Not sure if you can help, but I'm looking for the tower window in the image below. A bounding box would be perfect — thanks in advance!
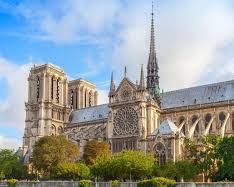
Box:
[89,91,92,106]
[56,79,60,103]
[70,90,74,108]
[51,76,54,100]
[36,77,40,101]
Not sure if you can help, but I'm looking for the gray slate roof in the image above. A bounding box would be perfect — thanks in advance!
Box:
[152,119,179,135]
[70,104,109,124]
[161,80,234,109]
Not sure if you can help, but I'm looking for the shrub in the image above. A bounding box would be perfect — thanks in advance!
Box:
[112,180,120,187]
[137,177,176,187]
[79,180,92,187]
[7,179,17,187]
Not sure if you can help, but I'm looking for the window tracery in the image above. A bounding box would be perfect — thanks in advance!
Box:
[154,142,166,165]
[113,107,139,136]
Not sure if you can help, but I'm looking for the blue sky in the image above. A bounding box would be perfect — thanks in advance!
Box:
[1,0,234,149]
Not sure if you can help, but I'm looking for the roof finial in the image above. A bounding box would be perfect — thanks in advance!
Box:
[124,66,127,78]
[139,64,145,90]
[109,71,115,97]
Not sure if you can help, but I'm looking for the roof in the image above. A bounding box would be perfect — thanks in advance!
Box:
[161,80,234,109]
[152,119,178,135]
[70,104,109,124]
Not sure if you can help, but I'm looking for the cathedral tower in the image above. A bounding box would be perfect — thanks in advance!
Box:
[23,64,70,162]
[146,3,160,106]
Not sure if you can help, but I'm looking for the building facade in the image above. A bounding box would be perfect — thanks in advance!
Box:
[23,9,234,164]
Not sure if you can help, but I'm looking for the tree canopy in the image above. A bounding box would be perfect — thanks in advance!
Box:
[83,140,111,165]
[215,136,234,181]
[0,149,26,179]
[31,135,79,175]
[91,150,155,181]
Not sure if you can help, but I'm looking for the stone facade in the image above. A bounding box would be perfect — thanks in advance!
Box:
[23,9,234,165]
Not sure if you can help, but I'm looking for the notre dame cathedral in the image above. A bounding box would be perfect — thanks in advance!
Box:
[23,9,234,165]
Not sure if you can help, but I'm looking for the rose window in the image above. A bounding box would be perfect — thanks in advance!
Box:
[113,107,139,136]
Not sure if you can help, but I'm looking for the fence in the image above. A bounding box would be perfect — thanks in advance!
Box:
[0,181,234,187]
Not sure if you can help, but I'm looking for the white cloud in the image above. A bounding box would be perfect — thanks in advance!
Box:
[98,89,108,105]
[0,57,31,132]
[111,0,234,91]
[0,135,21,150]
[16,0,121,43]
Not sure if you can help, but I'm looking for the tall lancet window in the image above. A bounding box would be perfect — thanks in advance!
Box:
[89,91,92,106]
[70,90,74,109]
[36,77,40,101]
[56,79,60,103]
[51,76,54,100]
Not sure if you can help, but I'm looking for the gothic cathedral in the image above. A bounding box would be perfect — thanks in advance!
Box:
[23,8,234,165]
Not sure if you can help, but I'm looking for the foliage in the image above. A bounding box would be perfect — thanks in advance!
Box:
[7,179,17,187]
[0,149,26,179]
[175,160,197,181]
[152,161,176,179]
[137,177,176,187]
[215,136,234,181]
[83,140,111,165]
[185,135,221,181]
[79,179,92,187]
[91,150,155,181]
[53,162,90,180]
[91,155,112,180]
[111,179,120,187]
[31,135,79,175]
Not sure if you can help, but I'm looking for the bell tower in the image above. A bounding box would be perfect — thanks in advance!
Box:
[23,64,70,162]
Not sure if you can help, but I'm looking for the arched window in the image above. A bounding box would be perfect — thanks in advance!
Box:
[192,115,199,134]
[57,126,63,134]
[232,112,234,131]
[70,90,74,108]
[179,116,186,135]
[36,77,40,101]
[51,125,56,135]
[56,79,60,103]
[219,112,226,123]
[89,91,92,107]
[205,114,212,133]
[51,76,54,100]
[218,112,226,129]
[85,90,87,107]
[154,143,166,165]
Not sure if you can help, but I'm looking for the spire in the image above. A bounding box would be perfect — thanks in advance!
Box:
[139,64,145,90]
[150,1,155,56]
[109,71,115,97]
[146,1,161,106]
[124,66,127,78]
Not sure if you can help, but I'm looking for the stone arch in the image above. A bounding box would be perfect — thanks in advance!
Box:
[218,112,226,130]
[232,112,234,131]
[192,115,199,134]
[57,126,63,134]
[178,116,186,135]
[51,124,56,135]
[154,142,166,165]
[204,113,212,133]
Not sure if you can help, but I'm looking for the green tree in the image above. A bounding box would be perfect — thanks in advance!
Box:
[91,155,112,180]
[185,135,221,182]
[175,160,197,182]
[0,149,26,179]
[31,135,79,175]
[83,140,111,165]
[110,150,154,181]
[215,136,234,181]
[54,162,90,180]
